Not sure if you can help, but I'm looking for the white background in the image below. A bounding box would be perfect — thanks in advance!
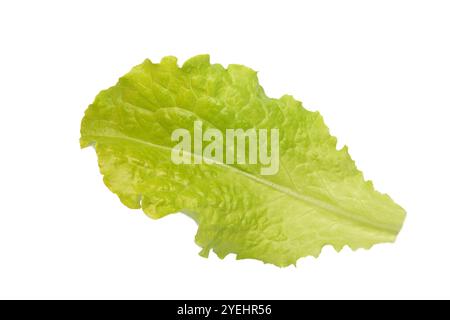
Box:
[1,0,449,300]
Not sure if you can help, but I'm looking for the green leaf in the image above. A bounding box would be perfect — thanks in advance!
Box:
[80,55,406,267]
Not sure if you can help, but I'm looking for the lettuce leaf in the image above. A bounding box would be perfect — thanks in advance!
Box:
[80,55,406,267]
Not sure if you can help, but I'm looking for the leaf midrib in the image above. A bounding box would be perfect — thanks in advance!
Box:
[87,133,399,235]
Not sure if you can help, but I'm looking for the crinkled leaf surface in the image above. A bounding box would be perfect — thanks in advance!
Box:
[80,55,406,267]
